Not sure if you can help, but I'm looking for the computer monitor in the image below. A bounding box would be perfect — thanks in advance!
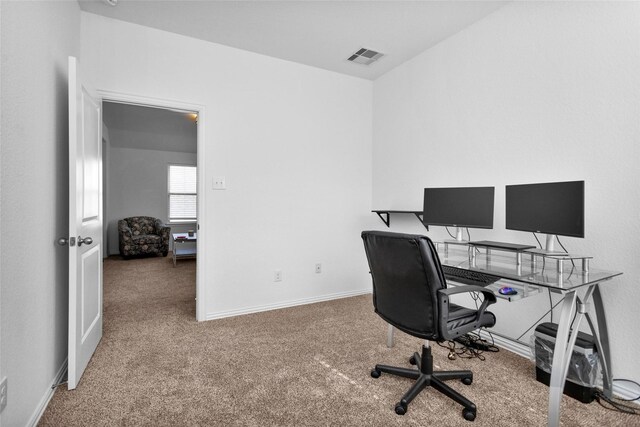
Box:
[423,186,495,241]
[505,180,584,253]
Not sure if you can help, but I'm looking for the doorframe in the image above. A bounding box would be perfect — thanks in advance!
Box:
[98,89,207,322]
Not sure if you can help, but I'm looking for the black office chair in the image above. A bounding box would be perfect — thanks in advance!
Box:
[361,230,497,421]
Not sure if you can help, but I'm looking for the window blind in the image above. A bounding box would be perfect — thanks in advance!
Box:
[169,165,197,221]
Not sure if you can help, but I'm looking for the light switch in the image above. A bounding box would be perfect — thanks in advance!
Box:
[213,176,226,190]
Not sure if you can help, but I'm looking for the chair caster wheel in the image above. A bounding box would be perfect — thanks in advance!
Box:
[409,355,417,365]
[462,408,476,421]
[462,376,473,385]
[371,369,381,378]
[394,402,407,415]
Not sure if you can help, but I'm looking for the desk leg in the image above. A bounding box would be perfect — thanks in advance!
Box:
[387,324,395,348]
[590,285,613,398]
[548,290,577,427]
[172,243,177,267]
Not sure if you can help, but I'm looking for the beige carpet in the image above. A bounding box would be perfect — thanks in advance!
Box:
[40,254,634,426]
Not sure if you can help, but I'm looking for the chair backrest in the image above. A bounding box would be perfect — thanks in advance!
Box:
[124,216,158,235]
[361,230,447,340]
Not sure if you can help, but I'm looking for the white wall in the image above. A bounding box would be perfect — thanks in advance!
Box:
[105,143,197,255]
[81,12,376,319]
[373,1,640,383]
[0,1,80,425]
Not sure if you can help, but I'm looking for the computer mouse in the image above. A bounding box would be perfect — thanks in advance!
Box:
[499,286,518,296]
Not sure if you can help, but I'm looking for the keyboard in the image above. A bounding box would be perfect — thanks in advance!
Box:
[441,265,500,287]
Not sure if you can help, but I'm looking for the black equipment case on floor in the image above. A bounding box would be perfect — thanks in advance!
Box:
[533,322,599,403]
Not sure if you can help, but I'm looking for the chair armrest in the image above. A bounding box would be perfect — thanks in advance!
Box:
[118,220,133,241]
[437,286,497,340]
[438,285,497,303]
[154,219,171,241]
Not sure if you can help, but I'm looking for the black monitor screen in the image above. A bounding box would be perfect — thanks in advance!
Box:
[505,180,584,238]
[423,187,495,229]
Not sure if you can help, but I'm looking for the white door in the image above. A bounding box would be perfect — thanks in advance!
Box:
[67,56,103,390]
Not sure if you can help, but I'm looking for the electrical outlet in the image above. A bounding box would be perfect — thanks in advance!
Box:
[213,176,226,190]
[274,270,282,282]
[315,263,322,274]
[0,377,7,413]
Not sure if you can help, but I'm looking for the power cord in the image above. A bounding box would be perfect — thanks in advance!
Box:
[437,331,499,362]
[608,379,640,401]
[594,393,639,415]
[533,232,543,249]
[445,226,456,239]
[466,228,480,253]
[532,233,547,272]
[517,298,564,341]
[556,236,576,268]
[594,379,640,415]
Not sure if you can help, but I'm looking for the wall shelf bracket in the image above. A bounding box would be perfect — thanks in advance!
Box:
[372,210,428,230]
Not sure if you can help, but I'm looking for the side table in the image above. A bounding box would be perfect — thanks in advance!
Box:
[172,232,197,267]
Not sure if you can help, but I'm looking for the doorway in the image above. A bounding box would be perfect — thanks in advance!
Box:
[99,91,206,321]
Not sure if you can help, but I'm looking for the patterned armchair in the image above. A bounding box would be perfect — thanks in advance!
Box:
[118,216,171,258]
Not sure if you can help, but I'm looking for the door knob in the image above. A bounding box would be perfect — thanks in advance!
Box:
[57,237,68,246]
[78,236,93,247]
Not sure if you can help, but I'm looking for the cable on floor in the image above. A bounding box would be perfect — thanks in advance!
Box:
[593,379,640,415]
[437,331,499,362]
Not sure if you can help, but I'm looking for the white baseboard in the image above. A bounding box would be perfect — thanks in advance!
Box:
[205,289,371,321]
[611,380,640,403]
[27,358,67,427]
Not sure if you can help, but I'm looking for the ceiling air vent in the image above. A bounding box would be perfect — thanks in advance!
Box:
[347,48,384,66]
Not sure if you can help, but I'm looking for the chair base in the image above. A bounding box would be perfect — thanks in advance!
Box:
[371,345,477,421]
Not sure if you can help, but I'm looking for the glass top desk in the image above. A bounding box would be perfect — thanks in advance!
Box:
[385,242,622,427]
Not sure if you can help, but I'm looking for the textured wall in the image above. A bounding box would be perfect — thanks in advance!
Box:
[0,1,80,425]
[373,1,640,383]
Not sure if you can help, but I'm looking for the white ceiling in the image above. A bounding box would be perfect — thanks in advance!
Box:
[78,0,508,80]
[103,102,197,153]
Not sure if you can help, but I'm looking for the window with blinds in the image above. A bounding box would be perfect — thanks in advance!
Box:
[168,164,197,222]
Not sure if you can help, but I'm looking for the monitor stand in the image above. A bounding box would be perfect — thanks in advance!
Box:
[546,234,556,252]
[444,227,466,243]
[442,227,469,257]
[528,234,567,256]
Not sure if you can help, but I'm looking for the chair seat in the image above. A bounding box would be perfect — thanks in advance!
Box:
[132,235,162,245]
[446,303,496,333]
